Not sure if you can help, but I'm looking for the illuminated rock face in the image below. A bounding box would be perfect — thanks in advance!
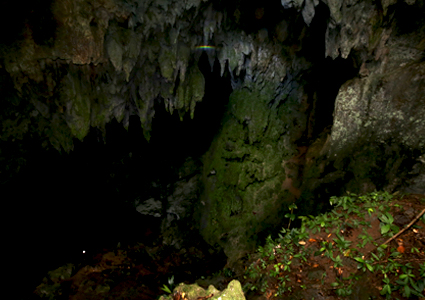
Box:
[1,0,425,267]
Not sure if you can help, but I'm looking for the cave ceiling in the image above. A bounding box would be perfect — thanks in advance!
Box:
[0,0,422,151]
[0,0,376,148]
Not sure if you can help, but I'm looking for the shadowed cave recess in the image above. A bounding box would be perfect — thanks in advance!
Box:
[1,0,425,299]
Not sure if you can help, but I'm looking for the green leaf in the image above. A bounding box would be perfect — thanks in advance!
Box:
[379,214,389,223]
[396,278,408,285]
[161,285,172,294]
[385,212,394,223]
[379,244,388,250]
[366,264,374,272]
[411,289,424,297]
[381,224,391,234]
[410,281,421,292]
[390,224,399,233]
[289,203,297,210]
[381,284,391,295]
[354,257,365,263]
[403,285,411,298]
[382,276,390,284]
[390,251,401,258]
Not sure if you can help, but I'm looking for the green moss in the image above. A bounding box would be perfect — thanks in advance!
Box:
[229,84,273,144]
[159,280,244,300]
[199,82,302,264]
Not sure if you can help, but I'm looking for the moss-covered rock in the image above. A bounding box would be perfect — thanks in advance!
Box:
[159,280,245,300]
[198,80,309,264]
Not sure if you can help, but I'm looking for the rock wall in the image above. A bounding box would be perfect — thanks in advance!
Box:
[198,77,311,263]
[299,0,425,206]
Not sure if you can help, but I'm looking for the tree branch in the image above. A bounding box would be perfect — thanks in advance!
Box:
[381,208,425,247]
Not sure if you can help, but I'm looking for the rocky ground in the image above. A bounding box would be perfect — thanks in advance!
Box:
[33,235,225,300]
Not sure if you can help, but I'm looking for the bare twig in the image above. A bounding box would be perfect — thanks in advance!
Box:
[372,257,425,265]
[380,208,425,247]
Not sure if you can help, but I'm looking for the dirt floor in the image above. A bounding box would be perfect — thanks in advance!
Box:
[33,235,226,300]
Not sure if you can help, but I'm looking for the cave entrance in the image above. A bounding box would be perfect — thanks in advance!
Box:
[8,52,232,299]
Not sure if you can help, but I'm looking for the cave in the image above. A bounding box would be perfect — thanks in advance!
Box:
[2,0,425,299]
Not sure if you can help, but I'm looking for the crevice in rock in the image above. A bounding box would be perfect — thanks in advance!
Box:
[391,1,425,36]
[309,56,359,139]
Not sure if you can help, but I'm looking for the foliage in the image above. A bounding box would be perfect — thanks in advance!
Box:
[379,212,399,236]
[161,276,175,294]
[240,191,425,299]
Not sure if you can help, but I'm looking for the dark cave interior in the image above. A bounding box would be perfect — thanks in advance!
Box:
[5,51,233,298]
[3,19,361,300]
[3,1,423,299]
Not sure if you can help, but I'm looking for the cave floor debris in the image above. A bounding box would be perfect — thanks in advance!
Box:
[34,236,225,300]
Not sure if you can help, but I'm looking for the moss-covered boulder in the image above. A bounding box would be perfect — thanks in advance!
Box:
[197,79,310,264]
[159,280,245,300]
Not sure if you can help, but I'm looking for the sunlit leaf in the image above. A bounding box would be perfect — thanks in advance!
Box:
[381,224,390,234]
[354,257,365,263]
[161,285,172,294]
[385,212,394,223]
